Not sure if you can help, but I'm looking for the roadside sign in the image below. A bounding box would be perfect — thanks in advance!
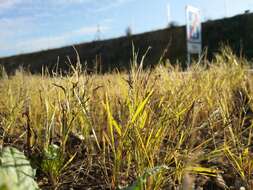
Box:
[186,5,202,55]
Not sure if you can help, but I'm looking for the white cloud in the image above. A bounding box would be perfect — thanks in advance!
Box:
[91,0,135,12]
[0,16,34,29]
[0,0,21,10]
[15,36,68,53]
[51,0,135,12]
[55,0,92,3]
[0,16,36,42]
[73,26,108,35]
[0,25,109,54]
[0,0,123,56]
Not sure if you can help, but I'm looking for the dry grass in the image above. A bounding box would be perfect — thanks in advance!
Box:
[0,48,253,189]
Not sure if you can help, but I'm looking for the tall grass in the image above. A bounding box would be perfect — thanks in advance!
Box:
[0,48,253,189]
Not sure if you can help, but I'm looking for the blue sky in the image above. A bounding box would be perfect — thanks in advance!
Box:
[0,0,252,57]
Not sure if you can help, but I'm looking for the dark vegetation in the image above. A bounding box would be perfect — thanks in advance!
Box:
[1,13,253,74]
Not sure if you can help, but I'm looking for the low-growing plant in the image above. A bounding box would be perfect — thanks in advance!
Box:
[41,144,64,185]
[0,147,39,190]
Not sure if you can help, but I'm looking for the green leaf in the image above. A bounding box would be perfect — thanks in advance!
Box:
[41,144,64,178]
[131,90,154,123]
[120,165,168,190]
[0,147,39,190]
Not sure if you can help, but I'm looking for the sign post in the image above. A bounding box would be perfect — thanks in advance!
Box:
[186,5,202,66]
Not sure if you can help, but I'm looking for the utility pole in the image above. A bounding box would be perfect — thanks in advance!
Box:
[96,24,101,41]
[167,1,171,24]
[130,17,134,34]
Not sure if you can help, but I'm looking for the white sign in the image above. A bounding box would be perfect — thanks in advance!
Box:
[186,5,202,54]
[167,3,171,23]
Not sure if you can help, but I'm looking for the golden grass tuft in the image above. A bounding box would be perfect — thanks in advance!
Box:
[0,48,253,189]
